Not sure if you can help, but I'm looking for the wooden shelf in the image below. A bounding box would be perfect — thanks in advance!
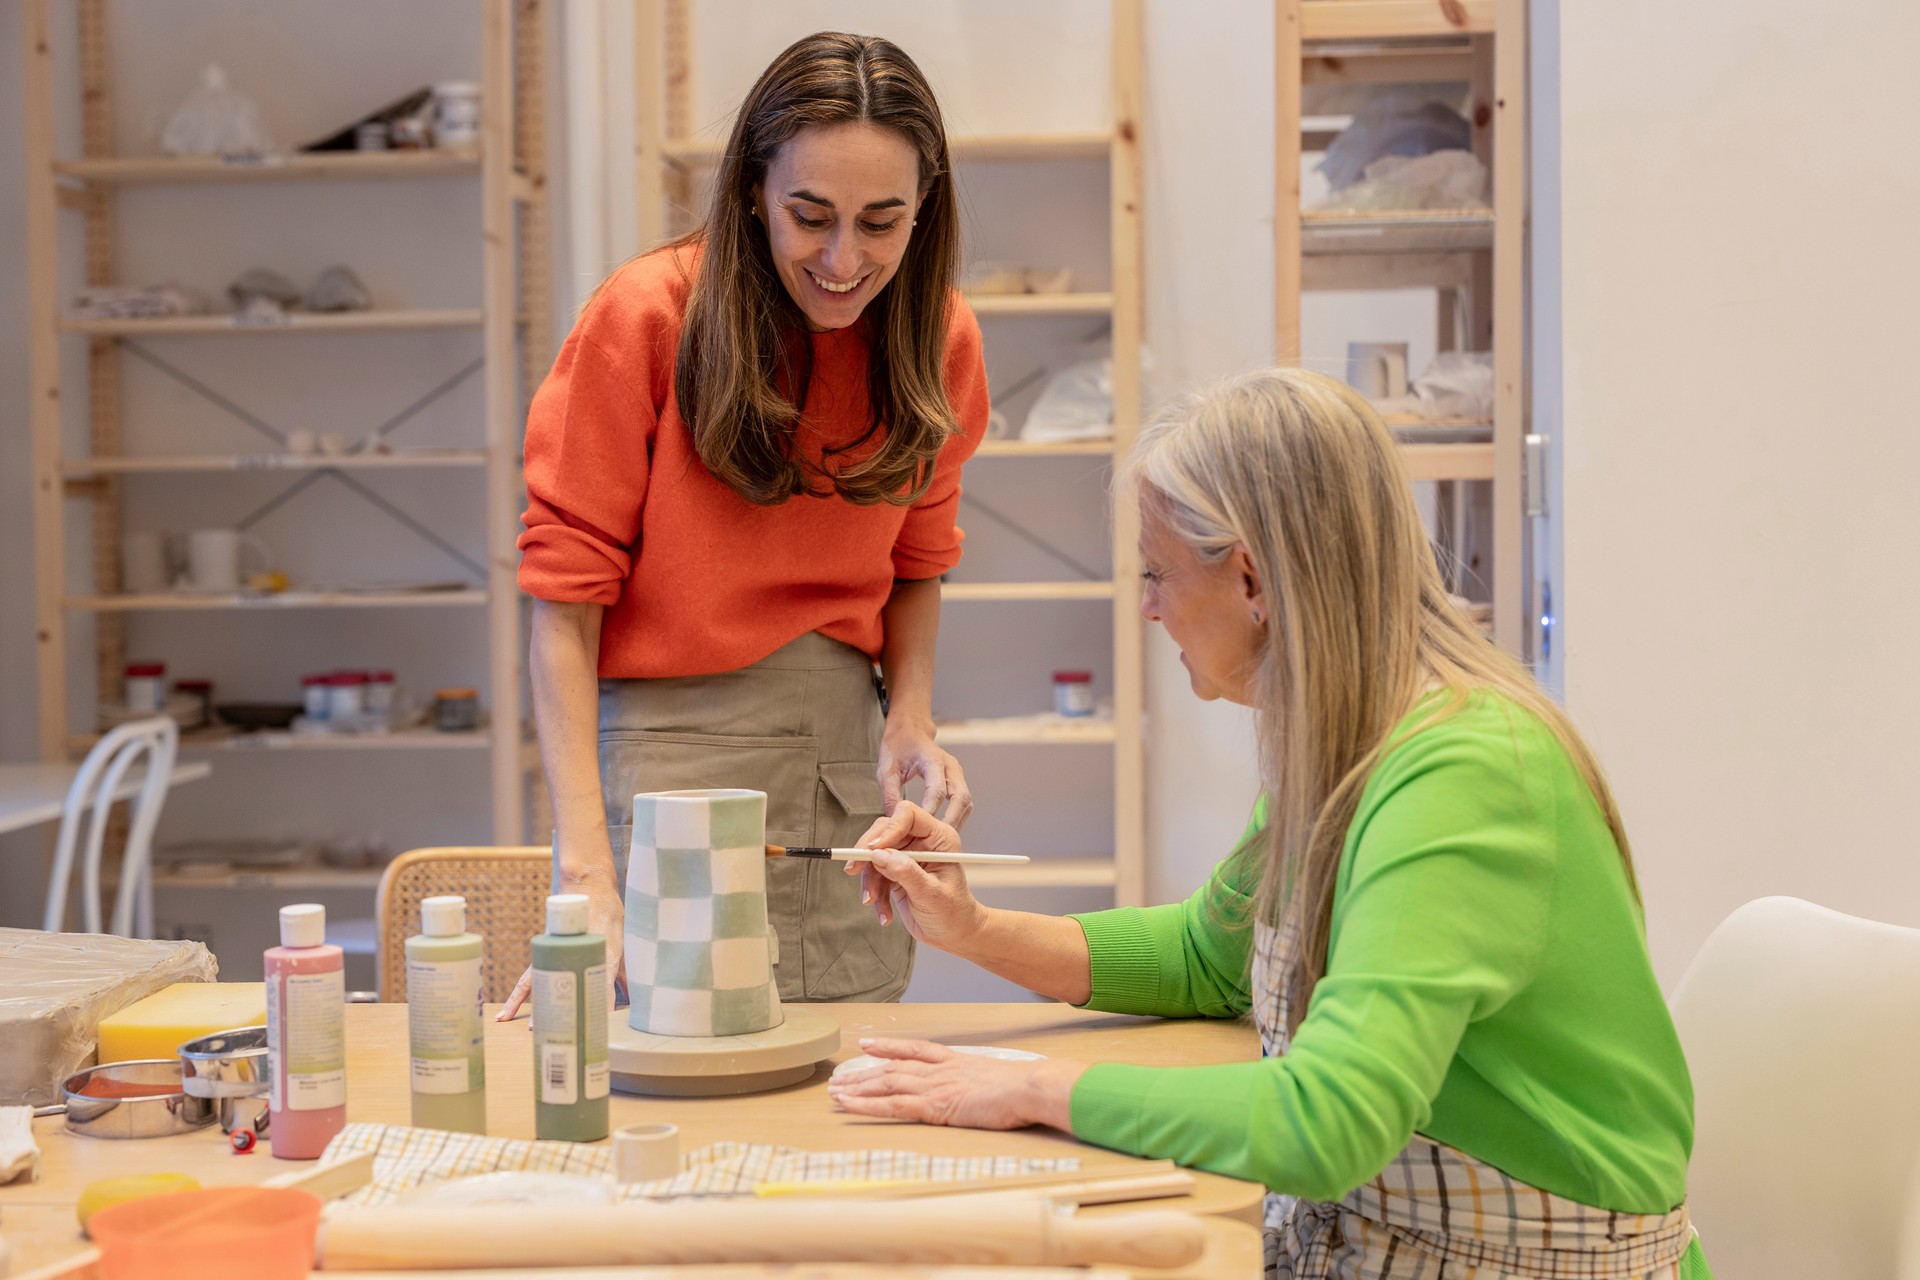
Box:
[54,148,482,186]
[58,308,485,336]
[64,588,487,612]
[69,726,495,755]
[942,581,1114,602]
[1399,442,1494,482]
[936,717,1117,746]
[663,132,1112,164]
[968,857,1118,890]
[150,864,388,891]
[965,292,1113,316]
[62,448,489,476]
[1302,0,1497,41]
[971,439,1115,458]
[1302,210,1493,255]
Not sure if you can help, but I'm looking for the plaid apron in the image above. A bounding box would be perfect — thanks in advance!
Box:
[1255,920,1695,1279]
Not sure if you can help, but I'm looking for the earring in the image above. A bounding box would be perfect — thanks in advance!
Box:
[1251,610,1263,625]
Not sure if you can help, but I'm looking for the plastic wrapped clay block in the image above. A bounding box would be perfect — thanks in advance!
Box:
[0,929,217,1107]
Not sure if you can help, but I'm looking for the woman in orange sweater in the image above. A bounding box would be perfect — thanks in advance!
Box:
[499,32,988,1018]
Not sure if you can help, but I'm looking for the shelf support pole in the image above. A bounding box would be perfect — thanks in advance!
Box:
[1111,0,1147,906]
[26,0,68,762]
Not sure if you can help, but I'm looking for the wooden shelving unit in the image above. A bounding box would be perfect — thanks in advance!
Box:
[635,3,1147,901]
[23,0,553,846]
[1278,0,1528,653]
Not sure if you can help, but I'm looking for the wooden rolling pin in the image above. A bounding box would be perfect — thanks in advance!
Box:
[312,1270,1130,1280]
[317,1199,1205,1271]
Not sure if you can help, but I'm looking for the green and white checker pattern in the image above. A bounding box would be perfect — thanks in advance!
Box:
[625,789,782,1037]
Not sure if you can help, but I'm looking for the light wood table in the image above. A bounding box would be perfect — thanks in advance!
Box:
[2,1001,1265,1279]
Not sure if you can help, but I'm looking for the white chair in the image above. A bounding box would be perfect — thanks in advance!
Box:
[1670,895,1920,1279]
[42,716,181,936]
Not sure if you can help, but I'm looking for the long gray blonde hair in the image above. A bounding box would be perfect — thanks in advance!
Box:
[1126,367,1634,1035]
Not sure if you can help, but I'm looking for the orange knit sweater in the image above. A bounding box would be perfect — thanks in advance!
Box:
[517,248,989,678]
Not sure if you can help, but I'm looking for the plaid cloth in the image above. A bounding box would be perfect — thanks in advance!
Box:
[625,790,782,1037]
[1253,922,1695,1279]
[321,1122,1079,1206]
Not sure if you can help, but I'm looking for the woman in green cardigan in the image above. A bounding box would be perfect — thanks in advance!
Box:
[830,367,1712,1279]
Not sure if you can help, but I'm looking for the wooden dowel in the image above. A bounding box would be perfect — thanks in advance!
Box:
[320,1269,1133,1280]
[263,1150,375,1201]
[318,1200,1205,1271]
[759,1161,1187,1201]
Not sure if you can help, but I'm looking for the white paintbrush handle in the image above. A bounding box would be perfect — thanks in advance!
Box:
[832,849,1030,865]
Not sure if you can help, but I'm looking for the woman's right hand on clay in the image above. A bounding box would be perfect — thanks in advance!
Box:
[496,866,625,1021]
[847,801,986,953]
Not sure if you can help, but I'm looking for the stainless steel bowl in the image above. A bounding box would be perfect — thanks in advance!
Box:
[36,1059,217,1139]
[178,1025,272,1136]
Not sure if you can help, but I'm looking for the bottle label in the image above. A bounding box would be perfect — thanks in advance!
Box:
[272,969,346,1111]
[532,967,577,1106]
[408,954,485,1095]
[584,963,609,1101]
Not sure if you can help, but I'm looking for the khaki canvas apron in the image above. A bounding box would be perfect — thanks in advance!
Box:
[1254,919,1695,1279]
[595,631,912,1003]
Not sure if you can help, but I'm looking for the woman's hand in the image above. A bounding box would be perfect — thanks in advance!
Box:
[827,1038,1088,1131]
[878,716,973,829]
[496,863,625,1021]
[848,802,984,951]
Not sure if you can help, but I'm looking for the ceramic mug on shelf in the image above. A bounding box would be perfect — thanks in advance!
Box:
[183,528,273,594]
[1346,341,1410,402]
[625,788,783,1039]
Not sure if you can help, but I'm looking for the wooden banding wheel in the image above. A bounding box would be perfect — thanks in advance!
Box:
[606,1006,840,1096]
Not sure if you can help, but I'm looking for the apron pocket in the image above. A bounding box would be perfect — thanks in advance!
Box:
[803,759,910,1000]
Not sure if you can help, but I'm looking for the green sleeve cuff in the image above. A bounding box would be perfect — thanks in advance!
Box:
[1068,1061,1157,1151]
[1069,908,1171,1015]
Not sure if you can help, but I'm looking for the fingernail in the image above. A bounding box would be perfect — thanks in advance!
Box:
[862,890,872,905]
[859,1037,874,1047]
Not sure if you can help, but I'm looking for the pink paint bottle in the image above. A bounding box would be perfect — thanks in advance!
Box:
[265,903,347,1159]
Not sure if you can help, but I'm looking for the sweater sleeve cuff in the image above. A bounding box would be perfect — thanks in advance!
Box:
[1070,908,1168,1015]
[1067,1061,1160,1152]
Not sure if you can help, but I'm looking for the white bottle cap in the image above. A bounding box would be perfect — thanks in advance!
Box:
[280,903,326,949]
[546,893,589,936]
[420,895,466,937]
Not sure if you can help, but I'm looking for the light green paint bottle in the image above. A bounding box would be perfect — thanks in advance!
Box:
[406,894,487,1134]
[531,893,610,1142]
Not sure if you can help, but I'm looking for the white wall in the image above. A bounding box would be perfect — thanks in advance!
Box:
[1557,0,1920,981]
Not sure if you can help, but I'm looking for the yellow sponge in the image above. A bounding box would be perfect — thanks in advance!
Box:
[96,982,268,1063]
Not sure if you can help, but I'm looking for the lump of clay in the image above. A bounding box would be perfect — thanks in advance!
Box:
[228,268,301,312]
[161,65,275,157]
[306,265,372,313]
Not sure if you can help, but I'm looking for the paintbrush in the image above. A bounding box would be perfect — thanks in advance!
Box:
[765,844,1030,866]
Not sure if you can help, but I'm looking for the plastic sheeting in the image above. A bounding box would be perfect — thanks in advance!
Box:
[0,929,217,1107]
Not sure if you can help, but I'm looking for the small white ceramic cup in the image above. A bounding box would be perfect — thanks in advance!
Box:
[1346,341,1410,401]
[612,1121,680,1183]
[186,529,272,593]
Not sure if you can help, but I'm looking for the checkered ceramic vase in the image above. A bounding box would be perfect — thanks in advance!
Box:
[624,788,784,1037]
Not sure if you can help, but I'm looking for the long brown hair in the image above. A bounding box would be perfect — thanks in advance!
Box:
[674,32,961,507]
[1126,368,1636,1035]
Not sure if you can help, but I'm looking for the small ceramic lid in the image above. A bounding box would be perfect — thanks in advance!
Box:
[420,895,466,937]
[546,893,589,936]
[279,903,325,948]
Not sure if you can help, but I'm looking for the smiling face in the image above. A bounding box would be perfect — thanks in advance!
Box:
[1137,491,1268,706]
[755,121,924,331]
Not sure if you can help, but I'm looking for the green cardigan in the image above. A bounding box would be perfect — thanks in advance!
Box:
[1067,693,1711,1274]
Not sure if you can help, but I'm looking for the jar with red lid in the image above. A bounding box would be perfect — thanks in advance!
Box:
[326,672,368,725]
[1052,669,1095,718]
[124,662,166,715]
[301,674,331,721]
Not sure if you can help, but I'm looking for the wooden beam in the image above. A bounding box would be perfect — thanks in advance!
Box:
[1301,251,1475,292]
[1303,46,1473,86]
[1111,0,1147,908]
[1491,0,1527,655]
[482,0,525,842]
[25,0,67,762]
[1302,0,1497,41]
[633,0,665,248]
[1275,1,1304,363]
